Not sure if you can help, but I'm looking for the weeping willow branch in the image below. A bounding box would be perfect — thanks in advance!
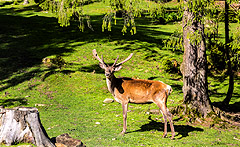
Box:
[39,0,93,31]
[39,0,169,34]
[102,0,141,35]
[102,0,166,35]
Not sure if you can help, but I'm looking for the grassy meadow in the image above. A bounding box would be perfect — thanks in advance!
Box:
[0,1,240,146]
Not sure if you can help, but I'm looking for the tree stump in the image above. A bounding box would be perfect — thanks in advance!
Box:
[0,106,55,147]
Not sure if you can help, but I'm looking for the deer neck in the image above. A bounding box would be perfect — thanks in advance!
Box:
[106,74,117,96]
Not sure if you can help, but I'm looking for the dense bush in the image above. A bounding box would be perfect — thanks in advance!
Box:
[152,10,182,24]
[161,58,181,74]
[207,41,226,72]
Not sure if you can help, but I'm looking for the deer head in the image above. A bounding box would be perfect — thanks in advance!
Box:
[92,49,133,78]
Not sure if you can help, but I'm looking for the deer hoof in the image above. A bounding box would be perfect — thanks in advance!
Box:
[171,133,175,140]
[162,134,167,138]
[120,131,126,136]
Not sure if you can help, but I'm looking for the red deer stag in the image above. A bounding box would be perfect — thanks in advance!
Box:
[92,49,175,139]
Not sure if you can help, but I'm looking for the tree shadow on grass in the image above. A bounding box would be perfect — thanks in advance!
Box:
[0,10,75,91]
[0,98,28,107]
[128,116,203,139]
[209,79,240,114]
[40,69,76,81]
[78,63,103,74]
[0,68,43,91]
[212,101,240,113]
[0,3,178,92]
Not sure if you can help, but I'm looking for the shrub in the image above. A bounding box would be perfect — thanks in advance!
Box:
[207,41,226,73]
[161,58,181,74]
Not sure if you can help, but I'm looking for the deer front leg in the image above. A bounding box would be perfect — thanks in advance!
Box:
[121,103,128,135]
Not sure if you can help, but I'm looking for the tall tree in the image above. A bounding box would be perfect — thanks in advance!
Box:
[181,0,213,117]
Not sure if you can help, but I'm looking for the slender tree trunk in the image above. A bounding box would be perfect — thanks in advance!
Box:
[181,1,212,118]
[223,1,234,105]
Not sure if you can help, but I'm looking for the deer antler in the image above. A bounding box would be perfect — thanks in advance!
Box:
[93,49,106,65]
[116,53,133,66]
[112,56,119,67]
[93,49,133,66]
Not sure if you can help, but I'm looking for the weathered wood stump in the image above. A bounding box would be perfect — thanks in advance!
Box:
[0,106,55,147]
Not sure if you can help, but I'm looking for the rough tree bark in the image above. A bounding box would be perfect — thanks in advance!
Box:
[0,106,55,147]
[181,0,213,118]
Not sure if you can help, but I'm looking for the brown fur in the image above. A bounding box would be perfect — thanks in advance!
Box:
[114,78,169,104]
[92,49,175,139]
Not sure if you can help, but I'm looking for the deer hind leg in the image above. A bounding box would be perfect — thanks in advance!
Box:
[155,101,168,138]
[121,103,128,135]
[166,108,175,139]
[154,100,175,139]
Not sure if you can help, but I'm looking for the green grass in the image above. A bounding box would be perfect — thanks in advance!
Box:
[0,1,239,146]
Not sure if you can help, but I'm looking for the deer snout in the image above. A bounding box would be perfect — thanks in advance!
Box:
[105,73,110,77]
[105,69,113,78]
[105,72,111,78]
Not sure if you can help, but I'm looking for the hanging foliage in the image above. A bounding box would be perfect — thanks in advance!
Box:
[102,0,145,35]
[39,0,94,31]
[229,24,240,72]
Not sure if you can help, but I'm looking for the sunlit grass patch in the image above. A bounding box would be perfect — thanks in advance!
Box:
[0,1,239,146]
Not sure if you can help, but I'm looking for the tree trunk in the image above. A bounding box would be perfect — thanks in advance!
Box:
[0,106,55,147]
[181,2,212,118]
[223,1,234,105]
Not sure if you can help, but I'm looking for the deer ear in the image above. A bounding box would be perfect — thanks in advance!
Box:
[99,62,107,69]
[114,65,122,71]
